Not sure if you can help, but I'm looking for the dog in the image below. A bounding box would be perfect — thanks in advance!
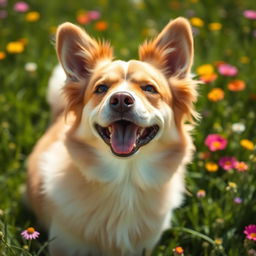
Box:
[26,17,198,256]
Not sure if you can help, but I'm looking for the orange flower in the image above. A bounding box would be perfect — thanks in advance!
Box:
[240,139,254,150]
[94,21,108,31]
[208,88,224,101]
[205,162,218,172]
[0,51,6,60]
[200,73,218,83]
[228,80,246,91]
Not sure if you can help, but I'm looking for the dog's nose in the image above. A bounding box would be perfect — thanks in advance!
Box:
[110,92,135,112]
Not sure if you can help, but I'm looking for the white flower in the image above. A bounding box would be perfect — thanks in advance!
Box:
[232,122,245,133]
[24,62,37,72]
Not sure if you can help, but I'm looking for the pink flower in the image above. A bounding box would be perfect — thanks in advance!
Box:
[88,10,101,20]
[13,1,29,13]
[205,134,227,152]
[0,0,7,7]
[235,161,248,172]
[21,227,40,240]
[218,64,238,76]
[234,197,242,204]
[244,225,256,241]
[243,10,256,20]
[219,156,237,170]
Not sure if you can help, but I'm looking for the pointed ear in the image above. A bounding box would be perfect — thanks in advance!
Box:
[56,22,113,81]
[139,17,193,78]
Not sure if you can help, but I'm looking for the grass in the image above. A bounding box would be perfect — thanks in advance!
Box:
[0,0,256,255]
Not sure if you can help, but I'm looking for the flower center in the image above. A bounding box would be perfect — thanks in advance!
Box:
[213,141,221,149]
[250,233,256,238]
[26,227,35,234]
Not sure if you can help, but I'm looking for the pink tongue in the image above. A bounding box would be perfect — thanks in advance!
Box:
[110,122,138,155]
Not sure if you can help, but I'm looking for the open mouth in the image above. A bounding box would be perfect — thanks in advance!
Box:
[95,120,159,157]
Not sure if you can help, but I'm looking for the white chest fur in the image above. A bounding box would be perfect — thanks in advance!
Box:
[40,141,185,255]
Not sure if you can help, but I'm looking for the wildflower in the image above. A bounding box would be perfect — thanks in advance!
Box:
[226,182,237,193]
[232,123,245,133]
[76,12,90,25]
[196,189,206,198]
[205,162,218,172]
[6,41,24,54]
[207,88,224,102]
[173,246,184,255]
[228,79,246,91]
[88,10,101,20]
[25,62,37,72]
[21,227,40,240]
[240,139,254,150]
[214,238,223,245]
[244,225,256,241]
[198,151,211,160]
[234,197,243,204]
[0,10,7,19]
[209,22,222,31]
[218,64,238,76]
[0,0,7,7]
[235,161,248,172]
[190,17,204,27]
[0,51,6,60]
[13,1,29,12]
[219,156,237,171]
[25,11,40,22]
[196,64,214,76]
[94,21,108,31]
[205,134,227,151]
[240,56,250,64]
[200,73,217,83]
[243,10,256,20]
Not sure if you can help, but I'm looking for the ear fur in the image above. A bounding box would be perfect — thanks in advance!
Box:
[56,22,113,81]
[139,17,193,78]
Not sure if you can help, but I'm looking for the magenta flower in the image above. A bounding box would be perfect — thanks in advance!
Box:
[205,134,227,152]
[243,10,256,20]
[218,156,237,170]
[88,10,101,20]
[218,64,238,76]
[0,0,7,7]
[13,1,29,12]
[244,225,256,241]
[21,227,40,240]
[234,197,242,204]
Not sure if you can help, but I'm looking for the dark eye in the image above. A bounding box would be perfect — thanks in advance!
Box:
[141,84,158,94]
[95,84,109,94]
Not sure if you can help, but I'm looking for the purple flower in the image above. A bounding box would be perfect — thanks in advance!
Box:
[218,156,237,170]
[0,0,7,7]
[234,197,242,204]
[13,1,29,13]
[218,64,238,76]
[21,227,40,240]
[243,10,256,20]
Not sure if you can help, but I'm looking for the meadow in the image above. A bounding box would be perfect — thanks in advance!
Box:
[0,0,256,255]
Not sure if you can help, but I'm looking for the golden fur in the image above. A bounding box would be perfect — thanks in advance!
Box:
[27,17,198,256]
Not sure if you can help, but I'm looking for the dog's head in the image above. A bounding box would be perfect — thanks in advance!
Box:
[56,18,198,158]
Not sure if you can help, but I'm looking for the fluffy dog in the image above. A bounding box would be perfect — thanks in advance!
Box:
[27,17,198,256]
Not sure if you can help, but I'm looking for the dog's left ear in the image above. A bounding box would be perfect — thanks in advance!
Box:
[139,17,193,79]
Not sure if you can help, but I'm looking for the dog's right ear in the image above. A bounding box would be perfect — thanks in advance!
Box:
[56,22,113,81]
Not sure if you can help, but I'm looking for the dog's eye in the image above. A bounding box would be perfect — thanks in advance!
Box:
[141,85,158,94]
[95,84,109,94]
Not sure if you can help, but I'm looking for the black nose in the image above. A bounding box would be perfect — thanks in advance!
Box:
[110,92,135,112]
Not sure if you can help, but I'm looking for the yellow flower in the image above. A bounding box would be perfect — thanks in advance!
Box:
[196,64,214,76]
[190,17,204,27]
[207,88,224,102]
[228,182,237,189]
[0,51,6,60]
[209,22,222,31]
[6,41,24,54]
[214,238,223,245]
[240,56,250,64]
[240,139,254,150]
[205,162,218,172]
[25,11,40,22]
